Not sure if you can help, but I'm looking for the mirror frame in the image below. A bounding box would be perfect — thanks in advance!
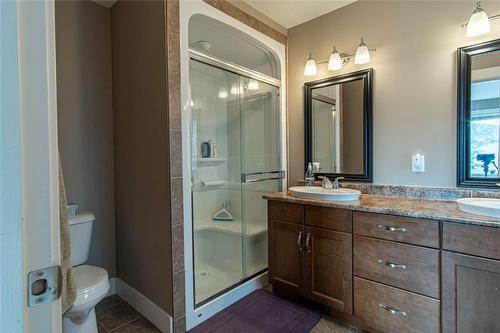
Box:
[457,39,500,188]
[304,68,373,182]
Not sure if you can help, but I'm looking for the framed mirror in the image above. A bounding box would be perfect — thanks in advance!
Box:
[458,39,500,187]
[304,69,373,182]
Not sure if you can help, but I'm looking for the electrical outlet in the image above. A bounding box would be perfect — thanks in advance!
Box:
[412,151,425,173]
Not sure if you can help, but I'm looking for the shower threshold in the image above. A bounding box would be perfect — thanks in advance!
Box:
[195,268,267,308]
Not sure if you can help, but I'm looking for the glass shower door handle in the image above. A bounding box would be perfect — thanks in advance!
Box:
[241,171,285,183]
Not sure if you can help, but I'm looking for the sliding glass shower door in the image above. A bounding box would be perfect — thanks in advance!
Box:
[189,59,281,305]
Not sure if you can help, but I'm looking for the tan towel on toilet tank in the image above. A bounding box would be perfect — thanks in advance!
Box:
[59,159,76,314]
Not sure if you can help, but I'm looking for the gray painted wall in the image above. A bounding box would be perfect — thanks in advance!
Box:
[287,1,500,187]
[111,0,173,314]
[56,0,116,276]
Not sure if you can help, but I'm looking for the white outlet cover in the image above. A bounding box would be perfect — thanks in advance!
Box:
[412,154,425,173]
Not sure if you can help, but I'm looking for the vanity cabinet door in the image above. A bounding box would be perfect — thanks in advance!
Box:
[268,219,305,296]
[442,251,500,333]
[305,226,353,314]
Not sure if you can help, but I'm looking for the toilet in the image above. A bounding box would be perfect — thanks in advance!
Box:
[63,212,110,333]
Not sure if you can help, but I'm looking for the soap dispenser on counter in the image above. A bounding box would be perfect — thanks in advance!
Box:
[305,162,315,186]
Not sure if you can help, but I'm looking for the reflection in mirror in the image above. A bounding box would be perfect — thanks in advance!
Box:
[311,80,364,174]
[305,69,372,182]
[470,51,500,178]
[458,39,500,187]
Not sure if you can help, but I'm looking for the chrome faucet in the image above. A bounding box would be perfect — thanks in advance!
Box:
[318,176,333,189]
[333,176,345,189]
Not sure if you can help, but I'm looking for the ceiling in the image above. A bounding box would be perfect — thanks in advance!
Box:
[243,0,356,29]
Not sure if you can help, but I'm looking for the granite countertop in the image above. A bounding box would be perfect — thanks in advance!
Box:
[263,192,500,228]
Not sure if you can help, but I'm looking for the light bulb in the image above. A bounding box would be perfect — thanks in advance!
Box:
[304,53,318,76]
[328,46,342,71]
[218,89,228,99]
[467,1,490,37]
[354,38,370,65]
[247,79,260,90]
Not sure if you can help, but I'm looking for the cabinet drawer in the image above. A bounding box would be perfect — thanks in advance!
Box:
[354,277,440,333]
[305,206,352,233]
[268,201,304,225]
[353,212,439,248]
[442,222,500,260]
[353,236,439,298]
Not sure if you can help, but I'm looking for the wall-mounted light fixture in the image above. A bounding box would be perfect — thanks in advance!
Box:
[304,38,376,76]
[462,1,500,37]
[304,53,318,76]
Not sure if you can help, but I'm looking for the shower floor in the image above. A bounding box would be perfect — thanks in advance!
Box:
[194,262,242,304]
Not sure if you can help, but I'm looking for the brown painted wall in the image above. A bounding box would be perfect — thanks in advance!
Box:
[288,1,500,187]
[111,0,173,314]
[55,0,116,277]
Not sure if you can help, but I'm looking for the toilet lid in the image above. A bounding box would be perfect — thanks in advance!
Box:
[72,265,109,307]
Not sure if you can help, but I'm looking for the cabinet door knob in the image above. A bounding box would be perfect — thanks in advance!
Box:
[377,225,406,233]
[378,303,407,316]
[378,259,407,271]
[297,231,303,251]
[305,233,311,253]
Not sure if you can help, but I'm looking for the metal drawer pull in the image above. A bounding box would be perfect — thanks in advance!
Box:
[305,233,311,253]
[297,231,303,251]
[377,225,406,233]
[378,303,407,316]
[378,260,407,270]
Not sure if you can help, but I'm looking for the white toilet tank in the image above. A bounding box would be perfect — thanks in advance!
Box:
[68,212,95,266]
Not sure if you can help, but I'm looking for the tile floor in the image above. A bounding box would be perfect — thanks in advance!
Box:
[96,292,360,333]
[95,295,160,333]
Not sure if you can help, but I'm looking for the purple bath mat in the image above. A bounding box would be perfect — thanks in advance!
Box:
[188,289,320,333]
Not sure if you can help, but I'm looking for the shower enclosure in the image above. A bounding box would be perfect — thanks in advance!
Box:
[189,51,282,305]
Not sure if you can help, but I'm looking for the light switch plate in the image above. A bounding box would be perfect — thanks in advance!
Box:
[412,153,425,172]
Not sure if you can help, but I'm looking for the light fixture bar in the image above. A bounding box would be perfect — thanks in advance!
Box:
[316,48,376,65]
[461,13,500,27]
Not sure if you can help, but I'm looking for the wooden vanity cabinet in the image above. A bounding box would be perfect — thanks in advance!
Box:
[441,222,500,333]
[442,251,500,333]
[268,202,353,314]
[268,219,305,296]
[305,226,352,313]
[268,200,500,333]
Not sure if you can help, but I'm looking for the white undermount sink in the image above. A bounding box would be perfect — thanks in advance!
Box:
[456,198,500,218]
[289,186,361,202]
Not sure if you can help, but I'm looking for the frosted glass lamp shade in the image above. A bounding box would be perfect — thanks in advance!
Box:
[328,47,342,71]
[354,38,370,65]
[467,5,490,37]
[304,53,317,76]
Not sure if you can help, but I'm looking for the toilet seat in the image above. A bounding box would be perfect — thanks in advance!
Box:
[72,265,109,308]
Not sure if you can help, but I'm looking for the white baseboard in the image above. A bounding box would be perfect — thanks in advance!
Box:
[108,277,117,296]
[116,278,172,333]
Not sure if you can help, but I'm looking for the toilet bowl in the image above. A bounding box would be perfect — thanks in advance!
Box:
[63,212,110,333]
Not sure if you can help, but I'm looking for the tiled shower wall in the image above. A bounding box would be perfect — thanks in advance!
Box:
[166,1,185,332]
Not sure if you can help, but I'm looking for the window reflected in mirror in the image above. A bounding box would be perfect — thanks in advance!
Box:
[470,51,500,178]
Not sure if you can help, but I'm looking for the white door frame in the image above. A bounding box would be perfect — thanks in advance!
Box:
[1,1,61,332]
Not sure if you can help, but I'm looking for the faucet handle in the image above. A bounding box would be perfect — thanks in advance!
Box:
[333,176,345,189]
[318,176,333,189]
